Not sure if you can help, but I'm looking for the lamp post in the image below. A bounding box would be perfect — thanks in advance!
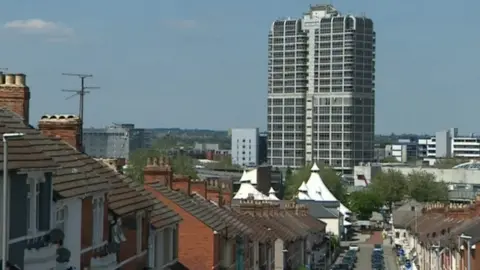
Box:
[460,234,472,270]
[2,132,24,270]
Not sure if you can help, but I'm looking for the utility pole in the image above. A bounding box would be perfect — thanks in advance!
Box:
[61,73,100,149]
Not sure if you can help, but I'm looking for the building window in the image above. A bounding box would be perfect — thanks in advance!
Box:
[92,196,105,245]
[26,179,40,234]
[56,206,67,233]
[136,212,143,254]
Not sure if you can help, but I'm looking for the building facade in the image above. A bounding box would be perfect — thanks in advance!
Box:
[231,128,260,167]
[267,4,376,172]
[418,128,480,158]
[83,124,147,159]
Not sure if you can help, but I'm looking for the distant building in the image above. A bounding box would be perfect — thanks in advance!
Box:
[194,142,220,151]
[83,123,147,159]
[418,128,480,158]
[384,138,420,162]
[231,128,260,167]
[258,132,268,165]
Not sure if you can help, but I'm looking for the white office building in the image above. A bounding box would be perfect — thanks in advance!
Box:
[417,128,480,158]
[267,4,376,172]
[231,128,260,167]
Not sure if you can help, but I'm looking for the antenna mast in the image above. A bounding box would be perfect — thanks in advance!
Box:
[61,73,100,148]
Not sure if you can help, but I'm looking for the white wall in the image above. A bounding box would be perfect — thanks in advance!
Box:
[274,239,284,270]
[354,164,480,185]
[54,198,82,269]
[231,128,260,166]
[320,217,340,236]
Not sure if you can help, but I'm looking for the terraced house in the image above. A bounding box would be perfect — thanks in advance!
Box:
[392,198,480,270]
[144,157,329,270]
[0,73,182,269]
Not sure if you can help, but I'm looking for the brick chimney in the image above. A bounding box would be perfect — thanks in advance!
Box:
[0,73,30,124]
[207,178,220,203]
[172,175,190,194]
[143,157,173,187]
[38,114,82,151]
[190,179,207,198]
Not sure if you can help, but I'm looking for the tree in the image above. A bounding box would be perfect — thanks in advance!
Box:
[125,135,200,183]
[407,170,448,202]
[370,169,408,210]
[283,163,346,203]
[434,158,468,169]
[284,165,311,199]
[348,190,383,220]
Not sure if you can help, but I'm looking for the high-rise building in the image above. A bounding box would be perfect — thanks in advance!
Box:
[267,4,376,173]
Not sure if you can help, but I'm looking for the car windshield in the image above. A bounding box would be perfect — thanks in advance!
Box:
[374,244,382,249]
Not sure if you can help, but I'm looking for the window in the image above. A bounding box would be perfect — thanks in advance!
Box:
[92,196,105,245]
[26,178,40,234]
[56,206,67,232]
[136,212,144,254]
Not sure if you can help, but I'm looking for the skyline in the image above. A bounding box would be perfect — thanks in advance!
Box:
[0,0,478,134]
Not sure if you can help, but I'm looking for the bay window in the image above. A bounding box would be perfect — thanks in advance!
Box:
[26,178,40,234]
[92,196,104,245]
[56,206,67,233]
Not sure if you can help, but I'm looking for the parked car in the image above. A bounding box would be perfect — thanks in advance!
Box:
[348,244,360,251]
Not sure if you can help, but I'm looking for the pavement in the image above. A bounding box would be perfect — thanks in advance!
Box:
[333,231,399,270]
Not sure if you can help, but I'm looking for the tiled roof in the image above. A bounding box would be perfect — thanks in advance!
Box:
[408,210,480,248]
[93,161,181,229]
[190,194,252,239]
[148,184,226,232]
[0,109,180,230]
[225,208,276,242]
[0,109,57,171]
[0,109,107,197]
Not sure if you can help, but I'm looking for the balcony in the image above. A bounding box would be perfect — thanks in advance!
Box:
[23,233,57,269]
[90,241,119,270]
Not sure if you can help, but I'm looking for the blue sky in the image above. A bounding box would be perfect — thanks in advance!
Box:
[0,0,479,134]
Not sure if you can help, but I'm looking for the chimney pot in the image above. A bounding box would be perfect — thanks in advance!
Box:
[4,74,14,85]
[15,74,26,86]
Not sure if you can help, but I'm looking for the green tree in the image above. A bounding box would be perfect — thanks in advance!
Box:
[407,170,448,202]
[283,163,346,203]
[434,158,468,169]
[370,169,408,210]
[348,190,383,220]
[126,135,199,183]
[284,165,311,199]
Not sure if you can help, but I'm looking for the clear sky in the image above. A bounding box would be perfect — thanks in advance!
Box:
[0,0,479,134]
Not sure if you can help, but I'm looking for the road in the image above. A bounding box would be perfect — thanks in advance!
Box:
[340,231,399,270]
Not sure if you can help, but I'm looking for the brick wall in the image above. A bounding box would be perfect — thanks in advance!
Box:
[0,73,30,124]
[117,215,149,270]
[38,115,83,151]
[147,187,215,269]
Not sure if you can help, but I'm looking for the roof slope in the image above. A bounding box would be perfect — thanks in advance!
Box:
[148,184,226,232]
[0,109,57,171]
[93,162,181,228]
[0,109,181,229]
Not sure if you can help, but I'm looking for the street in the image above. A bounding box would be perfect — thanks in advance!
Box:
[338,231,398,270]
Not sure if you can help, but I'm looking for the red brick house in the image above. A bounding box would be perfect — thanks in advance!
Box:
[144,156,327,270]
[0,73,182,269]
